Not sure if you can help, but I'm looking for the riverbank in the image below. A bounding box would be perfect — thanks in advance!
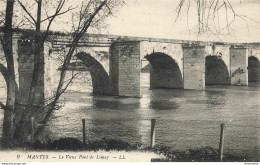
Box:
[1,137,249,162]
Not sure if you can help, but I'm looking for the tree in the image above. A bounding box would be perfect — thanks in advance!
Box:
[0,0,123,147]
[0,0,16,147]
[35,0,124,138]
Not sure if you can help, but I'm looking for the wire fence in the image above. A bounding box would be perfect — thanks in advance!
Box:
[66,117,258,161]
[31,117,259,161]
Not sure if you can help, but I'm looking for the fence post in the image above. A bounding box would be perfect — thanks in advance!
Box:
[150,119,156,148]
[31,117,35,144]
[82,119,86,146]
[219,123,225,161]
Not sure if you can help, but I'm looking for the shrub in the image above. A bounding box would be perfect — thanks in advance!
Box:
[47,137,83,150]
[85,138,135,151]
[152,144,246,162]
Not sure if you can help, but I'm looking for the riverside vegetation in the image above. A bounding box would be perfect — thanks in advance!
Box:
[7,137,247,162]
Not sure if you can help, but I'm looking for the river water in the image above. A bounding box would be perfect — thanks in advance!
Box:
[47,73,259,161]
[0,73,259,161]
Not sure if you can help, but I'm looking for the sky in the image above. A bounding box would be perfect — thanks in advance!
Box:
[103,0,260,42]
[1,0,260,43]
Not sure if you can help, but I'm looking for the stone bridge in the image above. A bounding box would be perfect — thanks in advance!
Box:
[0,30,260,104]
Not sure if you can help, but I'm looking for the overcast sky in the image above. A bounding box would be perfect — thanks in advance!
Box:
[102,0,260,43]
[1,0,259,42]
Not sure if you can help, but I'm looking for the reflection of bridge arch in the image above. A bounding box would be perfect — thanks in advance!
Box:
[248,56,260,83]
[75,52,109,95]
[145,52,183,89]
[205,56,230,85]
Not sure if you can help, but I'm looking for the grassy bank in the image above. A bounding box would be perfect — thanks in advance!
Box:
[28,137,248,162]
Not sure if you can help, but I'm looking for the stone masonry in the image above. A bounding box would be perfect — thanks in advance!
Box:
[182,45,205,90]
[0,30,259,101]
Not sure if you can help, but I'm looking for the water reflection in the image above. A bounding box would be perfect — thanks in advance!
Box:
[149,100,180,110]
[92,96,140,110]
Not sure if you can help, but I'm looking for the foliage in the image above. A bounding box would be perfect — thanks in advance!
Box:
[32,137,138,151]
[31,138,248,162]
[152,144,247,162]
[85,138,135,151]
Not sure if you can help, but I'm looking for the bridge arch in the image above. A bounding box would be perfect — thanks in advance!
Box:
[74,52,110,95]
[145,52,183,89]
[205,56,230,85]
[248,56,260,83]
[67,47,109,74]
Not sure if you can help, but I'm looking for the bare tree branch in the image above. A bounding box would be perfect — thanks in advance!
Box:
[35,0,113,137]
[176,0,254,36]
[59,71,80,95]
[41,3,75,23]
[0,101,6,110]
[175,0,185,22]
[24,16,36,25]
[42,0,75,42]
[17,0,37,25]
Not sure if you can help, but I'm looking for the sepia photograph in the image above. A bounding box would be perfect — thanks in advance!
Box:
[0,0,259,163]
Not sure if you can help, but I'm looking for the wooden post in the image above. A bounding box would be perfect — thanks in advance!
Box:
[31,117,35,144]
[219,123,225,161]
[150,119,156,148]
[82,119,86,146]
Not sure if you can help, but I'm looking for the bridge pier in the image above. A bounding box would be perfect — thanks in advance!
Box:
[230,46,248,86]
[182,45,205,90]
[110,41,141,97]
[18,39,45,105]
